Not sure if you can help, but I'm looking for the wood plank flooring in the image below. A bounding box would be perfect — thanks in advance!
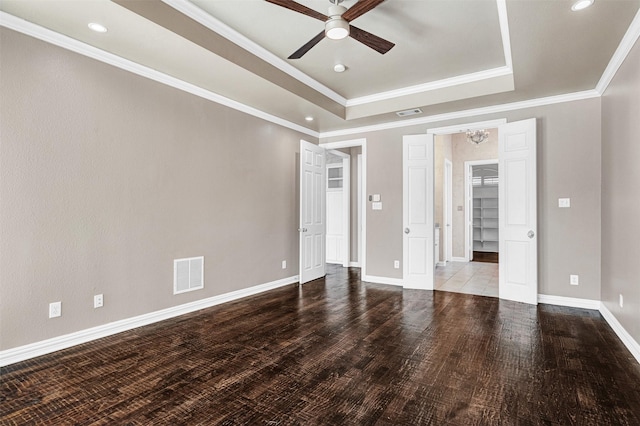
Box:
[472,252,499,263]
[2,264,640,425]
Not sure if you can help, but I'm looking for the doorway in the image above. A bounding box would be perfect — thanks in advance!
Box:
[325,150,350,267]
[434,130,500,297]
[465,160,499,264]
[320,139,367,279]
[423,118,538,304]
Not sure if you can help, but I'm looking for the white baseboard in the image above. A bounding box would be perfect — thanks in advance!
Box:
[348,262,361,268]
[599,303,640,365]
[451,257,468,262]
[537,294,600,310]
[0,275,299,367]
[436,261,447,267]
[361,274,404,287]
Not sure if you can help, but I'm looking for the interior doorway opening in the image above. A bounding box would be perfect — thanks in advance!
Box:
[321,139,366,275]
[469,162,499,263]
[433,127,500,298]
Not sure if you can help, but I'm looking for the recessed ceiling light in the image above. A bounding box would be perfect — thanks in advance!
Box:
[333,64,347,73]
[571,0,594,11]
[305,116,314,122]
[88,22,108,33]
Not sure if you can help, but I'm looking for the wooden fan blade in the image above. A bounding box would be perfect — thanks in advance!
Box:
[288,31,326,59]
[265,0,327,22]
[349,26,394,54]
[342,0,386,22]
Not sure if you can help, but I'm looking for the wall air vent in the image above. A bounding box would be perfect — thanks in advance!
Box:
[174,256,204,294]
[396,108,423,117]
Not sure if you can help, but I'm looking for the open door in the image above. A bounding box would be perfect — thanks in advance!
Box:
[498,118,537,304]
[403,134,434,290]
[299,140,326,284]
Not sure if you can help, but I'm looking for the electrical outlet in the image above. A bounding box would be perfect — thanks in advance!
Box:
[281,260,287,269]
[394,260,400,269]
[558,198,571,208]
[94,294,104,308]
[570,275,579,286]
[49,301,61,318]
[620,294,624,308]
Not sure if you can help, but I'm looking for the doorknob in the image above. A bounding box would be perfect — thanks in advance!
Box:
[404,228,410,234]
[527,230,535,239]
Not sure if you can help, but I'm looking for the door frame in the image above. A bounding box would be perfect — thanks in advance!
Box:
[443,158,453,265]
[326,149,351,267]
[320,139,367,276]
[464,159,499,262]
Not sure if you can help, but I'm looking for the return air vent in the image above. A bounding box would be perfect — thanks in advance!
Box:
[173,256,204,294]
[396,108,423,117]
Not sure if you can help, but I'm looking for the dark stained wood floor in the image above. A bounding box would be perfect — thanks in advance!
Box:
[472,251,499,263]
[2,265,640,425]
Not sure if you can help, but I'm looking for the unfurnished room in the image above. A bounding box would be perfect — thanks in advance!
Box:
[1,0,640,424]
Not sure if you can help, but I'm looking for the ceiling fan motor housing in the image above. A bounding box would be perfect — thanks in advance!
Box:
[325,5,349,39]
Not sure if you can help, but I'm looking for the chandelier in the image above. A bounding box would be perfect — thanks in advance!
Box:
[466,129,490,146]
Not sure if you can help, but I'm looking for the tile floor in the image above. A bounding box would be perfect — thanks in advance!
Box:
[435,261,498,297]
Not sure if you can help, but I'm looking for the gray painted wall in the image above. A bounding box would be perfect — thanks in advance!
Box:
[0,29,313,350]
[601,38,640,343]
[323,99,602,301]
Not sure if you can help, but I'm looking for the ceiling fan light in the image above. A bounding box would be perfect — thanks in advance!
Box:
[325,18,350,40]
[571,0,594,11]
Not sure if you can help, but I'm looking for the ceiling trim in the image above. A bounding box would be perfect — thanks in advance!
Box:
[319,89,600,139]
[0,11,320,139]
[163,0,348,106]
[166,0,514,112]
[346,66,513,107]
[426,119,507,135]
[496,0,513,69]
[595,8,640,95]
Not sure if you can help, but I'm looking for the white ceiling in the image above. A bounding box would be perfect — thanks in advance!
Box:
[1,0,639,134]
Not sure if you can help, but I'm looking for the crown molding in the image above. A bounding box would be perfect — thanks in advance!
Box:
[163,0,348,107]
[0,12,320,139]
[319,90,600,139]
[595,8,640,95]
[346,67,513,107]
[496,0,513,69]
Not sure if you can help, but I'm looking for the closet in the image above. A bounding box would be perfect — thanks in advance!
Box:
[472,164,499,254]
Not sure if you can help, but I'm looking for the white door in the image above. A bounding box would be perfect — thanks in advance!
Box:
[403,134,434,290]
[299,140,326,284]
[498,118,537,304]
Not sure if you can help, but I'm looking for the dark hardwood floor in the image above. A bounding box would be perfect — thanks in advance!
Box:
[472,251,499,263]
[2,265,640,425]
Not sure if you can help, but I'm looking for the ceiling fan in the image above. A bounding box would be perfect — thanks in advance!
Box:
[265,0,395,59]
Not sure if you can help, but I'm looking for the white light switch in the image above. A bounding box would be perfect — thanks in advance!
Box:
[372,194,381,202]
[372,202,383,210]
[558,198,571,208]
